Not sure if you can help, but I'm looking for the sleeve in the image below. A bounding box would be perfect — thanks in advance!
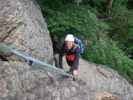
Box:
[59,43,65,69]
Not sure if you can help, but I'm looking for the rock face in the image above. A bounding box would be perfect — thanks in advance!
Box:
[0,61,93,100]
[0,60,132,100]
[63,58,133,100]
[0,0,133,100]
[0,0,53,62]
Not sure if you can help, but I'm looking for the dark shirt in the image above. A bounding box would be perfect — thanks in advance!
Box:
[59,43,80,70]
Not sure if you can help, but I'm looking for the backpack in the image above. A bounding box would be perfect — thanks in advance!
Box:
[74,37,85,54]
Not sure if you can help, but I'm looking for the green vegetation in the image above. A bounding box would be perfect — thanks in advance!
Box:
[36,0,133,82]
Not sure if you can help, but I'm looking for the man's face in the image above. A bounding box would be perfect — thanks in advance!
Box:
[66,41,74,49]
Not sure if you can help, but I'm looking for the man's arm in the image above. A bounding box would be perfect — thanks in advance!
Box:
[59,43,65,69]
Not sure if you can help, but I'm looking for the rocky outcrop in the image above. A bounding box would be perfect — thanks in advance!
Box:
[0,0,133,100]
[0,61,94,100]
[63,58,133,100]
[0,0,53,62]
[0,59,131,100]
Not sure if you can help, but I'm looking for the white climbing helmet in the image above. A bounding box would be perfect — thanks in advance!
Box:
[65,34,75,42]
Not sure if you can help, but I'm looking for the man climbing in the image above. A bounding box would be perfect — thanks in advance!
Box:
[59,34,84,79]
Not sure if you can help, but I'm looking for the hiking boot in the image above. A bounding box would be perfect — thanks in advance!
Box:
[73,75,78,81]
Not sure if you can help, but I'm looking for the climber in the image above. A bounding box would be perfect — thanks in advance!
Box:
[59,34,84,79]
